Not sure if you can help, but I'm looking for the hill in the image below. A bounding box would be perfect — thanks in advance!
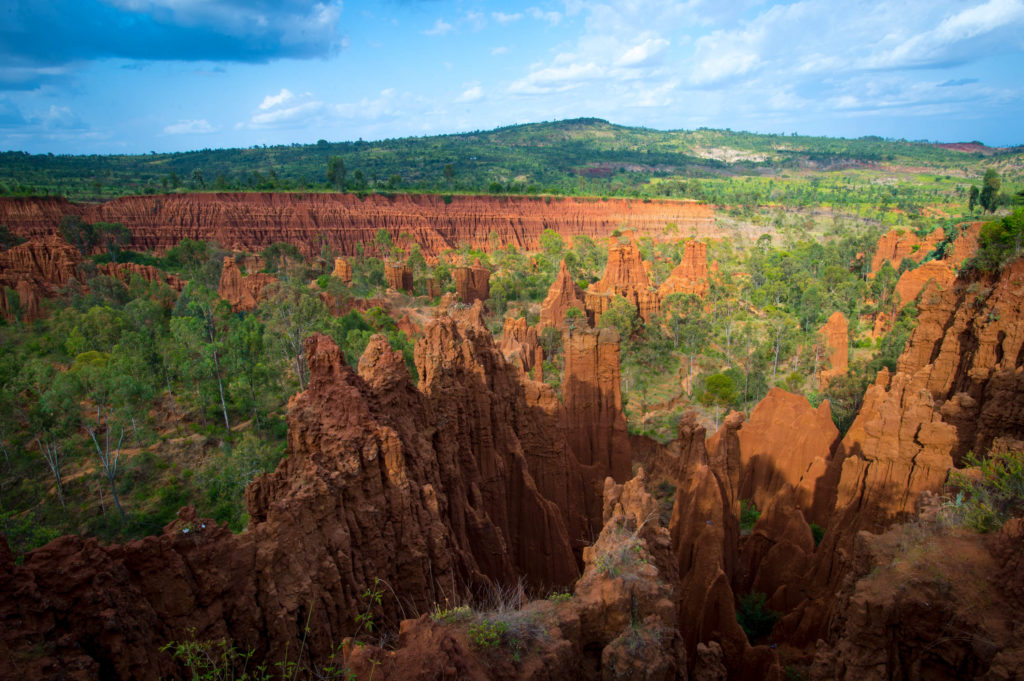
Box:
[2,119,1021,210]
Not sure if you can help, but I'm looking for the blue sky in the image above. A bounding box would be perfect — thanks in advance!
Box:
[1,0,1022,154]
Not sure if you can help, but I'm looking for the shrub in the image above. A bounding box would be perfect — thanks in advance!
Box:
[736,592,779,642]
[810,523,824,547]
[740,499,760,533]
[946,450,1024,532]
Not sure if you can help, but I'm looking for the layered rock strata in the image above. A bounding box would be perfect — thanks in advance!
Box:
[453,260,490,303]
[539,259,586,329]
[658,240,710,298]
[0,194,718,259]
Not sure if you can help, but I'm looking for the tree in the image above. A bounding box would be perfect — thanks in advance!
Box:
[564,306,585,335]
[968,185,980,212]
[0,224,25,251]
[94,222,131,263]
[59,215,97,255]
[443,163,454,188]
[327,156,347,190]
[171,285,233,433]
[191,168,206,190]
[21,360,80,512]
[261,242,302,275]
[700,373,739,427]
[980,169,1001,213]
[260,281,327,391]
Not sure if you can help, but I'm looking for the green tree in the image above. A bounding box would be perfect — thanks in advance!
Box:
[59,215,97,255]
[980,169,1001,213]
[327,156,347,190]
[171,285,233,433]
[21,360,80,511]
[261,242,302,275]
[701,373,739,427]
[94,222,131,263]
[968,185,980,212]
[259,282,327,391]
[0,224,25,251]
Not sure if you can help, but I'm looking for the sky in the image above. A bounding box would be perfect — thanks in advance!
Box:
[1,0,1023,154]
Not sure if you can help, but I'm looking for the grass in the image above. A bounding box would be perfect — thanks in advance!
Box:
[945,450,1024,532]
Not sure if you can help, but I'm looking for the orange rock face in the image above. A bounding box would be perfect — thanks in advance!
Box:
[737,388,839,524]
[818,311,849,386]
[893,260,954,311]
[540,259,587,329]
[452,260,489,303]
[0,235,81,321]
[0,193,718,259]
[331,256,352,283]
[498,316,540,372]
[217,256,278,311]
[587,236,660,321]
[869,228,944,275]
[384,261,413,292]
[658,240,709,298]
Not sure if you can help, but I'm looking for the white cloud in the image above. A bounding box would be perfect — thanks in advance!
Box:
[492,11,523,24]
[259,88,294,110]
[248,100,323,127]
[464,11,486,31]
[492,46,508,55]
[509,62,604,94]
[617,38,670,67]
[38,105,83,130]
[456,84,483,102]
[163,119,216,134]
[527,7,562,25]
[422,18,453,36]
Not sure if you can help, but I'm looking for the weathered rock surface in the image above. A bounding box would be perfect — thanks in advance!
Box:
[384,261,413,292]
[737,388,839,524]
[894,259,955,311]
[587,237,659,321]
[453,260,490,303]
[499,316,540,372]
[669,412,782,681]
[0,194,718,259]
[332,256,352,283]
[0,235,80,320]
[870,228,945,274]
[217,256,278,311]
[658,240,710,298]
[818,311,848,386]
[540,259,587,329]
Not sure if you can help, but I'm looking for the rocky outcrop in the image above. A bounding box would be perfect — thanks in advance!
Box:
[97,262,186,292]
[384,261,413,292]
[893,260,954,311]
[737,389,839,525]
[562,328,632,488]
[818,311,848,386]
[669,412,782,681]
[539,259,587,329]
[870,228,945,274]
[586,237,660,322]
[499,316,540,372]
[453,260,490,303]
[332,256,352,283]
[658,240,709,298]
[424,276,441,298]
[0,235,81,321]
[217,256,278,311]
[0,194,718,259]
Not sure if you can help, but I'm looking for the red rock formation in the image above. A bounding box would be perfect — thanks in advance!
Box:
[452,259,489,303]
[587,236,660,321]
[97,262,186,292]
[0,194,719,259]
[562,327,632,486]
[539,259,587,329]
[395,313,422,338]
[217,256,277,311]
[949,221,981,266]
[818,311,848,386]
[659,240,710,298]
[424,276,441,298]
[669,412,782,680]
[499,316,539,372]
[384,261,413,292]
[0,235,81,321]
[332,256,352,283]
[737,389,839,525]
[893,260,954,311]
[869,227,945,275]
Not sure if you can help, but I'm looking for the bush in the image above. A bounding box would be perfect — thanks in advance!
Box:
[946,450,1024,532]
[736,592,779,642]
[740,499,760,533]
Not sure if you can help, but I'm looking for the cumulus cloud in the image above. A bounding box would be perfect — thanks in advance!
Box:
[163,119,216,134]
[260,88,294,110]
[456,84,483,102]
[616,38,670,67]
[492,46,509,55]
[423,19,453,36]
[527,7,562,25]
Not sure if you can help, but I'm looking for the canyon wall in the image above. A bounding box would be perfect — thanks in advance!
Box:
[0,193,717,259]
